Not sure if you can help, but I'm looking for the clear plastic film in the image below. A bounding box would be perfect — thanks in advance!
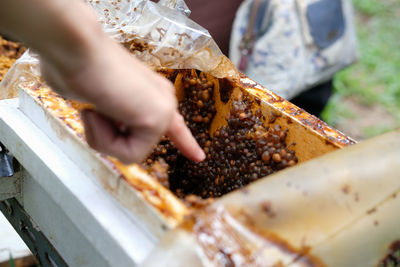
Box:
[85,0,239,78]
[0,52,40,100]
[0,0,239,100]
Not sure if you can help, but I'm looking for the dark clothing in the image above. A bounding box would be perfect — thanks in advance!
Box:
[290,80,333,118]
[185,0,244,55]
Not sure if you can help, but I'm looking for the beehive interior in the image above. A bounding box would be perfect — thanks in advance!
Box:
[0,36,351,203]
[142,70,298,199]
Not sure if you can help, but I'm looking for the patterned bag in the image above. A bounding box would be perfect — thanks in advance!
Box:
[230,0,358,99]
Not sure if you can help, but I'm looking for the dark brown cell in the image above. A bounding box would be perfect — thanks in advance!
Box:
[262,151,271,162]
[272,153,282,163]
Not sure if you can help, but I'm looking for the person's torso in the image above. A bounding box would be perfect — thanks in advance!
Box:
[185,0,244,55]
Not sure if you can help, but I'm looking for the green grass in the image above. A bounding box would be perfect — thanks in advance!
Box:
[322,0,400,135]
[9,254,16,267]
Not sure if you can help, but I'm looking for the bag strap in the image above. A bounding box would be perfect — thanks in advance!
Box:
[238,0,264,71]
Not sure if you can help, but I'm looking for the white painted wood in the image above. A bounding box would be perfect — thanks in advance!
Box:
[0,98,157,266]
[0,175,20,201]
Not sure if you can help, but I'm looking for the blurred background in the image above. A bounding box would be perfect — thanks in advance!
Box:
[321,0,400,140]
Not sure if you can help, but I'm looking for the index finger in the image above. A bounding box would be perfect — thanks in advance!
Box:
[166,112,205,162]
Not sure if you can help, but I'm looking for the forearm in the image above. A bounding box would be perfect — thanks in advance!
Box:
[0,0,105,74]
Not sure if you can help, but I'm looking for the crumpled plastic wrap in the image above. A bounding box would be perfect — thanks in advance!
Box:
[0,0,239,100]
[0,52,40,100]
[85,0,238,78]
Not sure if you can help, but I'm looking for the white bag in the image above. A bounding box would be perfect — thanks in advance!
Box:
[230,0,358,99]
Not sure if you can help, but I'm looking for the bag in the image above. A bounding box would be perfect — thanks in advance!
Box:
[230,0,358,99]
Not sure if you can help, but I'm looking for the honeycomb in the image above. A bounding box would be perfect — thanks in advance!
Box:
[143,70,298,199]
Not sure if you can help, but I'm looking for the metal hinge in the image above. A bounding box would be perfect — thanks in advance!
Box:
[0,142,15,177]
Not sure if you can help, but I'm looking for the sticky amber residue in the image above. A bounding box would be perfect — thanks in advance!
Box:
[236,76,356,148]
[378,240,400,266]
[189,206,326,267]
[260,201,276,218]
[367,207,377,215]
[341,184,352,195]
[354,192,360,202]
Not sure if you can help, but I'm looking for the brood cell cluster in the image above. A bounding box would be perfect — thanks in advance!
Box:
[143,71,298,199]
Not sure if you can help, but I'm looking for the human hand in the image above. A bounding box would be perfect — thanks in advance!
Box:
[41,39,205,164]
[0,0,204,164]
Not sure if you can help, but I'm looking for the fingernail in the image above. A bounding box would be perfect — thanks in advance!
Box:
[196,148,206,162]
